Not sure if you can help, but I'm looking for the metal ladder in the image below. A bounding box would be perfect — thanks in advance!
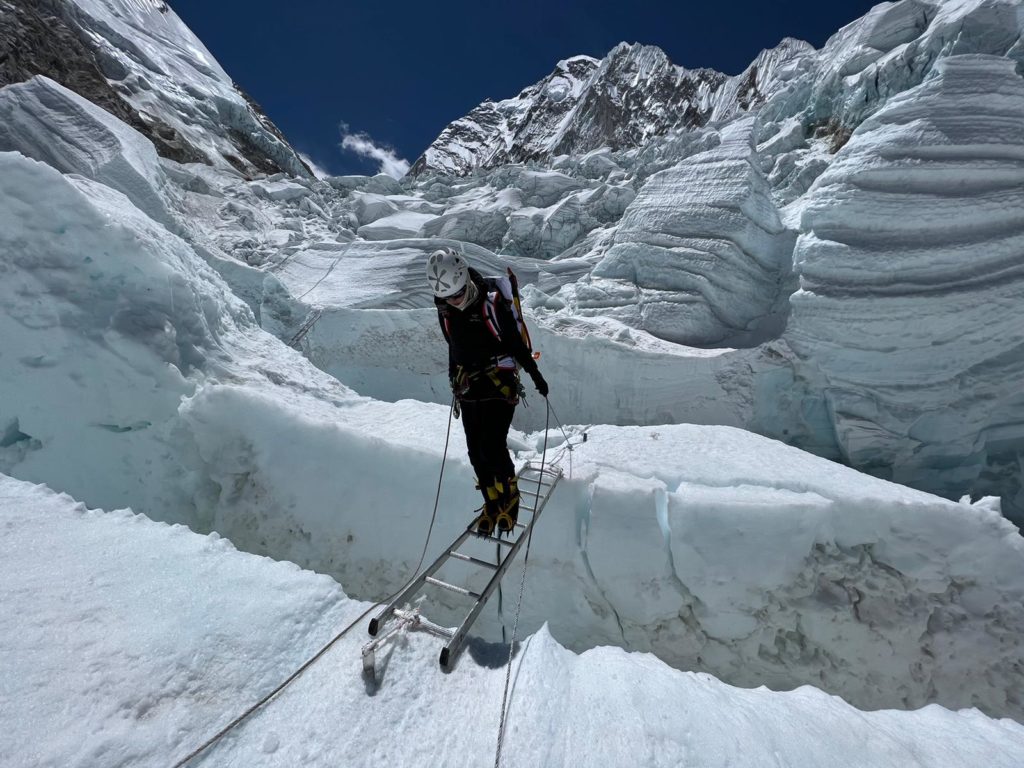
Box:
[364,461,562,672]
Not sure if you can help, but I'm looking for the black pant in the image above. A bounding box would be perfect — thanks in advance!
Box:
[459,397,516,495]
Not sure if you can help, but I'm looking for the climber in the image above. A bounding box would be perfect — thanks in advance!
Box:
[427,247,548,536]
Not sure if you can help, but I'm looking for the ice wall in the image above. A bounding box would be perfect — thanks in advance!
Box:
[788,55,1024,517]
[0,76,177,227]
[177,387,1024,721]
[0,148,358,520]
[589,118,795,346]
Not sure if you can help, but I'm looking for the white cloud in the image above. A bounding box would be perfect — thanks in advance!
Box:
[298,152,329,180]
[339,123,410,179]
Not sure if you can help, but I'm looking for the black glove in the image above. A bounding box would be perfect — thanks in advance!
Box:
[530,370,549,397]
[450,367,469,397]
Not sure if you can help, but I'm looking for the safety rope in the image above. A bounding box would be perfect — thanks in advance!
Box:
[170,398,458,767]
[493,397,551,768]
[540,399,584,481]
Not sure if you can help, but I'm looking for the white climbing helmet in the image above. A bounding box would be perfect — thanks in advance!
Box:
[426,247,469,298]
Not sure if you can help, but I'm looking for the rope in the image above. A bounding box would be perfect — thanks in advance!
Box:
[171,398,458,767]
[287,308,323,349]
[493,397,551,768]
[539,399,584,480]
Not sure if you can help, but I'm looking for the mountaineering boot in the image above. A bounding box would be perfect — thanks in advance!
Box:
[477,480,507,536]
[495,476,520,535]
[474,480,501,536]
[475,506,495,535]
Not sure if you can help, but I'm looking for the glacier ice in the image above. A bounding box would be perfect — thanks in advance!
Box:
[788,54,1024,514]
[589,118,795,346]
[0,75,177,228]
[3,0,1024,742]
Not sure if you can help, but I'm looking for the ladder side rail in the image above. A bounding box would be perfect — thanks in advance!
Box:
[440,521,533,670]
[439,472,561,669]
[369,527,475,636]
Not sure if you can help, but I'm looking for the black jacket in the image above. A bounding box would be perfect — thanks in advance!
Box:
[436,269,538,400]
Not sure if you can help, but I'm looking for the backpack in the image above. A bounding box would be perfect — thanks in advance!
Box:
[482,268,534,356]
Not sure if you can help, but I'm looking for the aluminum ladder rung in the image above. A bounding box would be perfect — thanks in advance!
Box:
[472,531,515,547]
[367,461,563,671]
[425,576,481,600]
[449,551,498,569]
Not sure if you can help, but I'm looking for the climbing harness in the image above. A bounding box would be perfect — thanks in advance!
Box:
[450,363,522,406]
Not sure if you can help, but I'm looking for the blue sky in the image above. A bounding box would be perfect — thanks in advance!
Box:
[169,0,879,177]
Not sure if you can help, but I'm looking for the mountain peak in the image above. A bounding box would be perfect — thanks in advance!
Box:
[412,42,734,177]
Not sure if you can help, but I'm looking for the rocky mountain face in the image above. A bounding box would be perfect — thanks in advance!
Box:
[0,0,309,177]
[412,38,817,177]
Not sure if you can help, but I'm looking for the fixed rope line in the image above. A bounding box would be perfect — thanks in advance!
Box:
[542,399,584,481]
[171,398,458,768]
[493,397,551,768]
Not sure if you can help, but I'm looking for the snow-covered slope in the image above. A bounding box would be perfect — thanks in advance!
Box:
[5,473,1024,768]
[0,0,309,176]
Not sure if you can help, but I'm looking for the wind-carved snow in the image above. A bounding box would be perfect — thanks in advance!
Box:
[788,54,1024,517]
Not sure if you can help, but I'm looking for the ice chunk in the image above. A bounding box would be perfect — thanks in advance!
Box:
[0,76,175,227]
[592,118,795,345]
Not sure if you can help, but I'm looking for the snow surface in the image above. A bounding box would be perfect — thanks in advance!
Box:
[5,473,1024,768]
[4,0,1024,764]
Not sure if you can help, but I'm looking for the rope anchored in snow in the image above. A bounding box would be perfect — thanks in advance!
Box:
[494,396,551,768]
[169,398,458,767]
